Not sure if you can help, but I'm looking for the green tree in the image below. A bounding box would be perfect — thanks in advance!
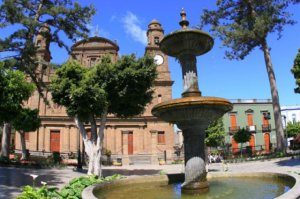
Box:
[0,62,35,157]
[0,0,95,97]
[286,121,300,138]
[205,118,225,148]
[233,128,251,157]
[50,55,157,176]
[200,0,295,152]
[12,108,41,160]
[291,49,300,93]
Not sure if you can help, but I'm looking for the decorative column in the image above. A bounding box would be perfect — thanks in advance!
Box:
[150,130,159,165]
[178,54,201,97]
[122,131,130,165]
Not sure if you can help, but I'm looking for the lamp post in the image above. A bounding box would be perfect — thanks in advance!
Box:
[282,115,288,152]
[77,129,82,170]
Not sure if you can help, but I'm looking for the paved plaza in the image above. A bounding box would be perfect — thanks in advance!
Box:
[0,157,299,199]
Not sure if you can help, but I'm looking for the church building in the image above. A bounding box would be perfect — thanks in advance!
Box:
[14,20,176,165]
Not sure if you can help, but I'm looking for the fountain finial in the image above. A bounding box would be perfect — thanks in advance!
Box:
[179,8,189,29]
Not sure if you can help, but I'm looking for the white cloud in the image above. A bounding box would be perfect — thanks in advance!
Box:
[122,11,147,45]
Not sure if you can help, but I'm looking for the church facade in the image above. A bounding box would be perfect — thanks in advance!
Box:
[14,20,176,165]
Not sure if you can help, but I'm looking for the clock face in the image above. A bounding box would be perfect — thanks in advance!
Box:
[154,54,164,65]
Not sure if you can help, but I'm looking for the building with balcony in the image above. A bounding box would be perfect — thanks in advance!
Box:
[223,99,276,155]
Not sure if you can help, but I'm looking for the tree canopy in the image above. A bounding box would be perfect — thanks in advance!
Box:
[205,118,225,147]
[50,61,106,121]
[12,108,41,133]
[0,62,35,124]
[286,121,300,138]
[201,0,295,60]
[51,55,157,120]
[291,49,300,93]
[233,128,251,144]
[0,0,95,97]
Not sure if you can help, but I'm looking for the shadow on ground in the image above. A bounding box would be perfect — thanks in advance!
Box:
[208,169,220,172]
[103,168,160,177]
[72,168,160,177]
[275,158,300,167]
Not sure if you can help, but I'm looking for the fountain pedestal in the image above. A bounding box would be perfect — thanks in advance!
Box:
[152,9,233,193]
[181,127,208,192]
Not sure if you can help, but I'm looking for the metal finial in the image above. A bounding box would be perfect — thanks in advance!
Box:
[179,8,189,29]
[180,8,186,17]
[94,25,99,36]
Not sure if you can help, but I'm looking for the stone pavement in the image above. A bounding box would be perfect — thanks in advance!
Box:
[1,157,300,199]
[0,166,86,199]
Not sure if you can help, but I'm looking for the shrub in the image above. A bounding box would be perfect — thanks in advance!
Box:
[16,185,58,199]
[17,174,124,199]
[52,152,62,164]
[0,156,10,164]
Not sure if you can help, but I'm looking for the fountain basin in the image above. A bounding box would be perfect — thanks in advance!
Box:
[84,172,297,199]
[152,96,232,129]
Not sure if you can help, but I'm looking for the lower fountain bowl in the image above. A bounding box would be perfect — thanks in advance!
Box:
[151,96,233,127]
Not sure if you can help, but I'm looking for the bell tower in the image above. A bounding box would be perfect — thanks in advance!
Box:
[145,19,171,81]
[144,19,173,116]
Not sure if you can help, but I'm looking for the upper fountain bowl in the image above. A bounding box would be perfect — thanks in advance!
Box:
[152,96,232,130]
[160,29,214,57]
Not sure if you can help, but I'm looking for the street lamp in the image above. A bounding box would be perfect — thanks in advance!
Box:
[77,129,82,170]
[282,115,288,151]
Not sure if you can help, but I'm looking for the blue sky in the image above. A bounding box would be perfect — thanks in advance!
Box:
[3,1,300,106]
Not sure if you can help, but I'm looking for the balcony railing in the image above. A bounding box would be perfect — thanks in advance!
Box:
[262,124,271,132]
[228,126,240,135]
[246,125,256,132]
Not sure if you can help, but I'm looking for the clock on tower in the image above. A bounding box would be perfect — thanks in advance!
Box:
[145,19,169,74]
[154,54,164,65]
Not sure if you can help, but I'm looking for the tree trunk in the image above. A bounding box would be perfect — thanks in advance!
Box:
[74,117,93,173]
[88,145,102,176]
[261,39,285,152]
[19,131,27,160]
[94,109,108,177]
[0,123,11,157]
[240,143,243,158]
[74,109,107,177]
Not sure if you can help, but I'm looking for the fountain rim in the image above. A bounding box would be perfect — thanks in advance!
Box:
[159,28,214,57]
[82,172,299,199]
[152,96,233,115]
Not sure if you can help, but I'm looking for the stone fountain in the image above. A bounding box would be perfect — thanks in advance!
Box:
[152,9,233,193]
[82,10,298,199]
